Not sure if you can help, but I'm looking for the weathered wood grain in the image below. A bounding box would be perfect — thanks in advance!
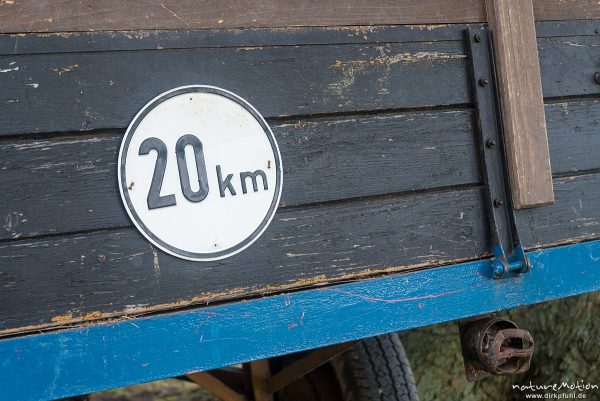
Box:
[0,18,599,339]
[1,0,599,33]
[546,100,600,174]
[534,19,600,38]
[486,0,554,208]
[2,33,599,136]
[0,109,479,240]
[517,173,600,248]
[3,20,598,57]
[538,35,600,99]
[0,41,469,136]
[0,25,469,56]
[2,99,598,241]
[531,0,600,21]
[0,0,486,33]
[0,187,488,334]
[1,169,599,335]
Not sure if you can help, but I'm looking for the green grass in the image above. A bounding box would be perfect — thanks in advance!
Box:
[400,291,600,401]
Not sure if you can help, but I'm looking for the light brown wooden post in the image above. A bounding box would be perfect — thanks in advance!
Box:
[250,360,274,401]
[486,0,554,208]
[186,371,247,401]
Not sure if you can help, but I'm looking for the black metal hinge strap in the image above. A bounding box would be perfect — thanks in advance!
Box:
[466,28,530,279]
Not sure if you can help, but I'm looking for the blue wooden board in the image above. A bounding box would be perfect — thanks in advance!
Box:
[1,239,600,401]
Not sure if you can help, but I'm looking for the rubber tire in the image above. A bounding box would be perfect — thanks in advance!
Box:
[333,333,420,401]
[277,333,418,401]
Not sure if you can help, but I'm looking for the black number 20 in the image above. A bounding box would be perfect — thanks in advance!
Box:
[138,134,209,210]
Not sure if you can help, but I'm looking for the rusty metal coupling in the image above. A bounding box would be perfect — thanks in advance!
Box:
[459,317,534,381]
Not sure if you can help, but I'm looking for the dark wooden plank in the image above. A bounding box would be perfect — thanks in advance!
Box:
[539,35,600,99]
[280,111,480,206]
[2,99,599,241]
[2,169,600,335]
[1,0,599,33]
[0,109,480,240]
[517,173,600,248]
[0,134,127,240]
[0,41,470,136]
[0,25,470,56]
[3,31,600,137]
[2,20,598,57]
[486,0,554,208]
[0,187,488,335]
[546,100,600,174]
[535,19,600,38]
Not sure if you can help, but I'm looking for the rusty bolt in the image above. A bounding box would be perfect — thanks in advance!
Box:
[479,78,489,87]
[474,34,482,43]
[493,199,504,208]
[486,138,496,148]
[461,317,534,378]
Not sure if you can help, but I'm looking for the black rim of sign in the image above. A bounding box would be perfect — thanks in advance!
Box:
[119,86,282,261]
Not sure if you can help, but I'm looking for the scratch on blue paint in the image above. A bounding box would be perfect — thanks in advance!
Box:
[323,287,465,303]
[48,337,68,399]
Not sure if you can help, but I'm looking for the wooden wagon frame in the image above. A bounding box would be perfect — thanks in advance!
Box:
[1,1,600,399]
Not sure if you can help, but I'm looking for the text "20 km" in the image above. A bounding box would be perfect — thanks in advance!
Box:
[139,134,269,210]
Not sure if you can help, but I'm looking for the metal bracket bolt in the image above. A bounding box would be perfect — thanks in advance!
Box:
[485,138,496,148]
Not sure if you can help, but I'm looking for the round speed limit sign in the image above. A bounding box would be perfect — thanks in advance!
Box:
[118,86,283,261]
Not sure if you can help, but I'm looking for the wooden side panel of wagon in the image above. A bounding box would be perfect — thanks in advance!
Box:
[1,2,600,399]
[2,19,600,336]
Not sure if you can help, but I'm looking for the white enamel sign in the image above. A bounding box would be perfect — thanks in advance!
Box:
[118,86,283,261]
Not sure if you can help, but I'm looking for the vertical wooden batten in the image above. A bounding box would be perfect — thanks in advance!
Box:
[486,0,555,209]
[250,360,274,401]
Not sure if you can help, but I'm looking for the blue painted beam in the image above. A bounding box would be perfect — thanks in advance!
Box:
[1,240,600,401]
